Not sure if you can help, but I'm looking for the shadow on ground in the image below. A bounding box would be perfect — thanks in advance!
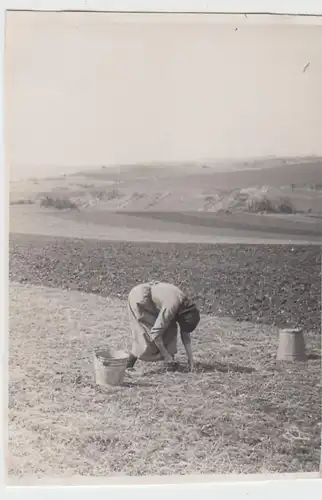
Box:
[196,361,255,373]
[307,353,321,360]
[122,380,159,388]
[144,360,256,375]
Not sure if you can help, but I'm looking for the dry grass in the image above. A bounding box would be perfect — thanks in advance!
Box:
[9,199,34,206]
[8,283,321,479]
[40,196,79,210]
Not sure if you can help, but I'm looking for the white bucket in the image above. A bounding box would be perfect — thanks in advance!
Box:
[276,328,307,362]
[93,348,128,387]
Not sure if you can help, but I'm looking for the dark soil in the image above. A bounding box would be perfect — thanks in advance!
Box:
[9,233,321,334]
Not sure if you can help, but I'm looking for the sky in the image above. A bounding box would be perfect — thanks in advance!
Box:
[5,12,322,180]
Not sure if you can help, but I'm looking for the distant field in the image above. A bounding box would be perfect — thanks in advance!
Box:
[71,159,322,188]
[10,157,322,215]
[9,157,322,246]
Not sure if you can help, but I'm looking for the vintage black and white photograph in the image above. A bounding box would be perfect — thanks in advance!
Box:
[6,11,322,481]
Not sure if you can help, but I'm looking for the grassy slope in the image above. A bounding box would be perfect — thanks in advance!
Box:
[9,283,321,478]
[9,205,322,245]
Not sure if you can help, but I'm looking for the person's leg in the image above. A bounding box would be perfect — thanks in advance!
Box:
[127,286,152,361]
[126,353,138,369]
[162,323,179,371]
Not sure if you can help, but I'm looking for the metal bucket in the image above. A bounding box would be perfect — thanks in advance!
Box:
[276,328,307,362]
[93,348,128,387]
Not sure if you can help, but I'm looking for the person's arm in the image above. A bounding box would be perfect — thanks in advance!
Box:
[180,331,194,372]
[153,336,173,363]
[150,303,180,363]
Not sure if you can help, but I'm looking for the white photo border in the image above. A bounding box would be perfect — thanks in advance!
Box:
[1,1,322,499]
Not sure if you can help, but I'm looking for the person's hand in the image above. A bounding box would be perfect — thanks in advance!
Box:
[165,360,178,372]
[163,352,174,363]
[164,354,177,371]
[188,360,195,372]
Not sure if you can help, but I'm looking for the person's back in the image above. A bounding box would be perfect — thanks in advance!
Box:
[150,282,186,312]
[127,281,200,371]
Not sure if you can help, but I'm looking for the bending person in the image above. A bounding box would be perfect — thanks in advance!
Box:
[127,281,200,372]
